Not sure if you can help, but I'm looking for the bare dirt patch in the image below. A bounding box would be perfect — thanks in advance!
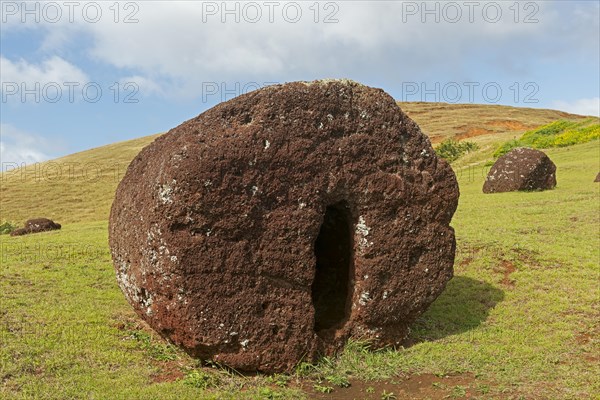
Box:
[456,245,483,268]
[511,248,542,268]
[112,312,149,333]
[574,318,600,363]
[485,120,532,131]
[494,260,516,287]
[112,312,187,384]
[575,332,593,345]
[459,256,474,267]
[303,373,493,399]
[150,360,185,383]
[456,127,494,140]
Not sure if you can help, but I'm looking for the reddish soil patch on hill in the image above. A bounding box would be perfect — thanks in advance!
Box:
[485,120,532,131]
[456,127,494,140]
[456,120,535,140]
[428,135,446,144]
[454,119,535,141]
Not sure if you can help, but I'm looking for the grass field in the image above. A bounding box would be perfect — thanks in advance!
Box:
[1,103,598,399]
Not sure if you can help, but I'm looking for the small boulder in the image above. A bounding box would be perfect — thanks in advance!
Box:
[595,172,600,182]
[483,148,556,193]
[10,218,61,236]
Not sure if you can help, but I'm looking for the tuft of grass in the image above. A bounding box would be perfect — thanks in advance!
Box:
[325,373,351,388]
[312,384,334,394]
[435,139,479,163]
[450,385,467,398]
[493,139,523,158]
[183,370,221,390]
[265,373,292,388]
[381,390,397,399]
[128,329,179,361]
[0,221,17,235]
[258,387,287,399]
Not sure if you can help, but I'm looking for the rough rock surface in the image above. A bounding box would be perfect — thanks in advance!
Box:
[595,172,600,182]
[483,148,557,193]
[10,218,61,236]
[109,80,459,373]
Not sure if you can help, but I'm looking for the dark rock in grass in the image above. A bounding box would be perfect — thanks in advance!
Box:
[483,148,557,193]
[10,218,61,236]
[109,79,460,373]
[595,172,600,182]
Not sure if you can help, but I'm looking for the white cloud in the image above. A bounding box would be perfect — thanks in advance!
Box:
[0,55,88,86]
[119,75,164,98]
[1,1,597,101]
[552,98,600,117]
[0,56,89,103]
[23,1,569,98]
[0,124,54,166]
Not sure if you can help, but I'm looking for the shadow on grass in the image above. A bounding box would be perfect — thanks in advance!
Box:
[406,276,504,345]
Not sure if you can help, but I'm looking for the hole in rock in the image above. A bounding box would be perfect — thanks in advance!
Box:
[311,201,354,335]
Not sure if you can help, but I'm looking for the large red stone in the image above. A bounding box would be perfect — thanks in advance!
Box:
[483,148,556,193]
[109,80,459,372]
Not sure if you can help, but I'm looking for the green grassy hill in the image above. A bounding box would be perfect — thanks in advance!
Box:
[399,102,588,143]
[1,103,599,399]
[0,134,161,225]
[0,103,590,225]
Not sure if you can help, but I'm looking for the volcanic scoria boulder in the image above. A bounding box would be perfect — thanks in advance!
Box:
[10,218,61,236]
[483,147,557,193]
[109,79,459,372]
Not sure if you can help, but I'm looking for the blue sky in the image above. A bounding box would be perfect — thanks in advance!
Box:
[1,0,599,165]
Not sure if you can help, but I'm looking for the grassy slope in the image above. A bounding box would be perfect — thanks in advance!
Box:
[0,103,589,226]
[0,134,161,225]
[399,102,588,144]
[1,104,599,399]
